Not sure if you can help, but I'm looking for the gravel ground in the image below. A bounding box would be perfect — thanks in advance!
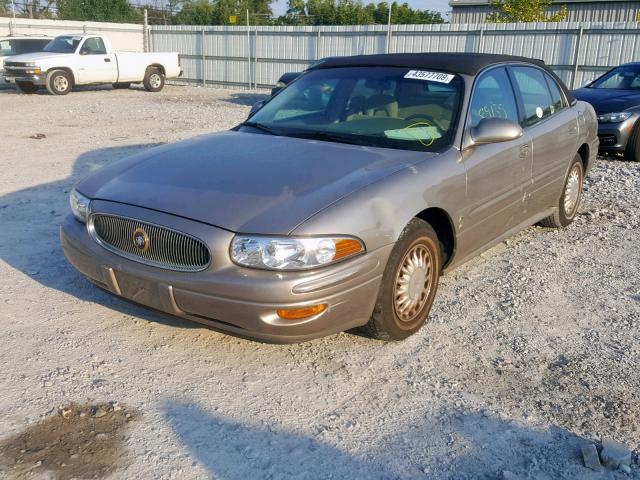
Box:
[0,84,639,480]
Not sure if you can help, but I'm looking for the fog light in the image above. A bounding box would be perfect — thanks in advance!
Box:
[276,304,327,320]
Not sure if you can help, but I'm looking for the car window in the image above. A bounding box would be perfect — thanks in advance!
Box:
[81,37,107,55]
[468,67,519,128]
[247,66,463,152]
[43,36,82,53]
[544,74,565,113]
[511,67,556,127]
[590,65,640,90]
[0,40,15,56]
[14,39,49,55]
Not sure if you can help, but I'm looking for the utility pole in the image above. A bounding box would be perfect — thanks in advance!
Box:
[247,9,252,90]
[386,2,393,53]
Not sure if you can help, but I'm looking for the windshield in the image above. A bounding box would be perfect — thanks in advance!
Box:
[245,67,463,152]
[589,65,640,90]
[43,36,82,54]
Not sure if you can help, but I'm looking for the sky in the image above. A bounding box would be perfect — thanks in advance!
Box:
[270,0,452,17]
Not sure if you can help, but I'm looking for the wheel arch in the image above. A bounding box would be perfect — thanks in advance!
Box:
[415,207,456,270]
[146,63,166,76]
[47,67,75,85]
[577,142,590,171]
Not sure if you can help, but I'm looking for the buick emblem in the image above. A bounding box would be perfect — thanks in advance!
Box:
[132,227,150,252]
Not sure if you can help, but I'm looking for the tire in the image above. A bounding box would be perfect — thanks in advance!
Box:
[112,82,131,89]
[46,69,72,95]
[15,81,39,94]
[143,67,164,92]
[624,121,640,162]
[540,154,584,228]
[360,218,441,341]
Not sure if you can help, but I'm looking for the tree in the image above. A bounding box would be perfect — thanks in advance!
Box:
[174,0,273,25]
[486,0,566,22]
[57,0,141,22]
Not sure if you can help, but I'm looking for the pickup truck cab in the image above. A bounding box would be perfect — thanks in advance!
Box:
[4,34,182,95]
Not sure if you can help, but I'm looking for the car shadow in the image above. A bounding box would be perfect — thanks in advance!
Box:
[161,399,607,479]
[221,92,269,107]
[0,142,199,330]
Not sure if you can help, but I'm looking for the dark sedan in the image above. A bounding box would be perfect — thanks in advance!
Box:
[573,63,640,161]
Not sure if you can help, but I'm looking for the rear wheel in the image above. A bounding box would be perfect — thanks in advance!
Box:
[361,218,441,341]
[46,69,72,95]
[624,121,640,162]
[15,81,38,94]
[112,82,131,89]
[143,67,164,92]
[540,154,584,228]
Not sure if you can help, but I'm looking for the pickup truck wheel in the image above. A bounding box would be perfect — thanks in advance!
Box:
[540,154,584,228]
[360,218,441,341]
[46,70,72,95]
[624,121,640,162]
[143,68,164,92]
[112,82,131,89]
[15,82,39,94]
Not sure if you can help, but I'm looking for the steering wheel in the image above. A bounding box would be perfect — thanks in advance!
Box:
[404,113,442,130]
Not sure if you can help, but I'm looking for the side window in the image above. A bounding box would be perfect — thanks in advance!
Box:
[81,37,107,55]
[0,40,16,56]
[511,67,555,127]
[544,74,565,114]
[468,67,519,128]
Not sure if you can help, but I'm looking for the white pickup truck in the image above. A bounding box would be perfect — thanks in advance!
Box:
[4,34,182,95]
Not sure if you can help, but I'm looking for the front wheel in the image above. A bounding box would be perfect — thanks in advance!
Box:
[625,121,640,162]
[361,218,441,341]
[143,68,164,92]
[15,81,39,94]
[540,154,584,228]
[46,69,72,95]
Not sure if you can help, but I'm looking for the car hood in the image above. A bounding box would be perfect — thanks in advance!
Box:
[77,131,435,234]
[5,52,68,64]
[572,87,640,114]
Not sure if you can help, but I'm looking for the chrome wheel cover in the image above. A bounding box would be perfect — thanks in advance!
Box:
[564,164,582,217]
[149,73,162,89]
[54,75,68,92]
[393,243,433,323]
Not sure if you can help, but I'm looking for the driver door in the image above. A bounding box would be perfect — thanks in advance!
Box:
[459,66,533,256]
[76,37,116,84]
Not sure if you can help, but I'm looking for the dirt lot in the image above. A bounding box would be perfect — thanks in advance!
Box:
[0,85,639,480]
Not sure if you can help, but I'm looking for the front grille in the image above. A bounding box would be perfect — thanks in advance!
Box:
[4,62,27,68]
[90,214,210,272]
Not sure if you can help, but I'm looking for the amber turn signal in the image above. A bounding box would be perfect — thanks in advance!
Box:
[334,238,364,260]
[276,304,327,320]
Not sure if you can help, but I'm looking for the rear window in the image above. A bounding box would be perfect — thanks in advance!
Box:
[0,40,15,56]
[14,39,50,55]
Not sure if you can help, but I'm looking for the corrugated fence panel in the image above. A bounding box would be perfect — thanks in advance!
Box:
[1,17,143,51]
[148,21,639,90]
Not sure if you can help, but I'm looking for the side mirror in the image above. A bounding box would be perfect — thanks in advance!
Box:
[248,100,266,119]
[79,48,89,56]
[469,118,523,145]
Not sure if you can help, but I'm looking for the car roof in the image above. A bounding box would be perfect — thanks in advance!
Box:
[309,52,546,76]
[0,36,51,40]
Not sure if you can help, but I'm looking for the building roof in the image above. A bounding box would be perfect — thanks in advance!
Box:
[310,52,546,76]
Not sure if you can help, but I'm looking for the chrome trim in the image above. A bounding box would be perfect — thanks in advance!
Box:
[87,213,210,272]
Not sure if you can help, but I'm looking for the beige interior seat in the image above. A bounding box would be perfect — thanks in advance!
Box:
[365,94,399,118]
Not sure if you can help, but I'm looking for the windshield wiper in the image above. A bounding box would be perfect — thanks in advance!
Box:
[287,131,370,146]
[241,121,281,136]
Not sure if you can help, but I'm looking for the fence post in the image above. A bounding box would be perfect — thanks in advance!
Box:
[316,29,321,60]
[143,9,149,53]
[478,27,484,53]
[8,19,14,36]
[246,10,252,90]
[571,25,584,89]
[386,4,392,53]
[254,27,258,89]
[201,28,206,88]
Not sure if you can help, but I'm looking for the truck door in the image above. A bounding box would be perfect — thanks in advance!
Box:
[76,37,116,84]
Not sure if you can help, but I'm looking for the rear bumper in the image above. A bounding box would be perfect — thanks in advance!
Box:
[60,203,390,343]
[597,115,638,153]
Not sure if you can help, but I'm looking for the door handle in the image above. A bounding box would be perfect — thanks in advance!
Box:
[519,144,530,158]
[104,58,111,63]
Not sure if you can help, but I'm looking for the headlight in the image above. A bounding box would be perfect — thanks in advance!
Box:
[597,112,632,123]
[230,235,365,270]
[24,62,38,67]
[69,189,91,223]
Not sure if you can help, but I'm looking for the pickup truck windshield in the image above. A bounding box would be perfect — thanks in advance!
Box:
[589,65,640,90]
[244,67,463,152]
[43,36,82,54]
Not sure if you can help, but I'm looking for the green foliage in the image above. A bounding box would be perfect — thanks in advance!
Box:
[174,0,273,25]
[57,0,141,22]
[278,0,444,26]
[486,0,567,23]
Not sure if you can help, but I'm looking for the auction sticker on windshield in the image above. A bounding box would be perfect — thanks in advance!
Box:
[404,70,455,83]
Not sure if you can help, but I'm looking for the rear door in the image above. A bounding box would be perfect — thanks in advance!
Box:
[76,37,116,84]
[508,66,578,213]
[460,66,533,256]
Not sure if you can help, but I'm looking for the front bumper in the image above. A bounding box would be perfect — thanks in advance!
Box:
[4,73,46,85]
[597,114,638,153]
[60,201,391,343]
